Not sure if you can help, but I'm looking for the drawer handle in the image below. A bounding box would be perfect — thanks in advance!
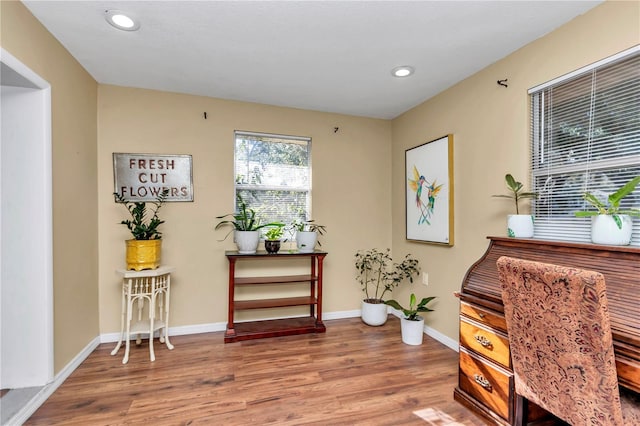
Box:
[478,313,486,319]
[474,334,493,348]
[473,374,493,391]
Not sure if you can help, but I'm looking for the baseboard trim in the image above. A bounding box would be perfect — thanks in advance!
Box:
[8,336,100,426]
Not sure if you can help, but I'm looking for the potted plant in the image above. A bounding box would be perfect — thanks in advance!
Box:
[354,248,420,326]
[384,293,436,345]
[492,173,539,238]
[291,219,326,253]
[264,225,285,254]
[575,176,640,245]
[114,189,168,270]
[215,194,283,254]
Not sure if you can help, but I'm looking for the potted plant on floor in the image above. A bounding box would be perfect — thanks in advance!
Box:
[492,173,539,238]
[354,248,420,326]
[575,175,640,245]
[215,194,284,254]
[264,225,285,254]
[291,219,326,253]
[114,189,169,270]
[385,293,436,345]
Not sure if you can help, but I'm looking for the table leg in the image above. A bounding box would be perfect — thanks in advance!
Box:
[111,280,126,356]
[164,274,174,350]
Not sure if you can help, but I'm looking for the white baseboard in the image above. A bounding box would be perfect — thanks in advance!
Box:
[7,337,100,426]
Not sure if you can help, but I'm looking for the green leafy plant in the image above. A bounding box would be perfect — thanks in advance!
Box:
[354,249,420,303]
[384,293,436,321]
[291,219,326,246]
[264,225,285,240]
[215,194,284,239]
[114,189,169,240]
[575,176,640,227]
[492,173,539,214]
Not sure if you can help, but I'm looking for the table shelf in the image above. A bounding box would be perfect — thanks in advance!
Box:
[224,251,327,343]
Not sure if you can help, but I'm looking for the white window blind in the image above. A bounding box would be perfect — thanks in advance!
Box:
[234,131,312,226]
[529,47,640,246]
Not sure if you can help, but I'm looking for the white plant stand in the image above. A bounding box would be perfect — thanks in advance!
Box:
[111,266,175,364]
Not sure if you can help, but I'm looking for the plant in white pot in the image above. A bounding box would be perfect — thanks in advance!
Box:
[384,293,436,345]
[492,173,539,238]
[114,189,169,271]
[575,176,640,246]
[354,248,420,326]
[291,220,326,253]
[215,194,283,254]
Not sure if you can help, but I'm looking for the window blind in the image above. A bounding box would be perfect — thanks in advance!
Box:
[529,48,640,246]
[234,131,312,226]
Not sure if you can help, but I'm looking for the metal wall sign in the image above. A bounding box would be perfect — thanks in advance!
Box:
[113,153,193,202]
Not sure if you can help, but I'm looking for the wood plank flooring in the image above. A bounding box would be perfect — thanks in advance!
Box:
[26,317,487,425]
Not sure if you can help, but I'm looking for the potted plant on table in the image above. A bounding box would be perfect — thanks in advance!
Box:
[215,194,284,254]
[291,220,326,253]
[575,175,640,246]
[492,173,539,238]
[264,225,285,254]
[384,293,436,345]
[114,189,169,270]
[354,248,420,326]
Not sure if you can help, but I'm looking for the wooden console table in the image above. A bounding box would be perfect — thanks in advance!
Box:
[454,237,640,425]
[224,250,327,343]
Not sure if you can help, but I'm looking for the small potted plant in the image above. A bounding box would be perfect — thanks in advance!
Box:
[575,175,640,245]
[264,225,285,254]
[492,173,539,238]
[114,189,168,270]
[384,293,436,345]
[354,248,420,326]
[215,194,284,254]
[291,219,326,253]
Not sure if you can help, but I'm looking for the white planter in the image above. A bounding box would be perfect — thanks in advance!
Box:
[401,316,425,345]
[296,231,317,253]
[235,230,260,254]
[591,214,632,246]
[507,214,534,238]
[361,300,388,326]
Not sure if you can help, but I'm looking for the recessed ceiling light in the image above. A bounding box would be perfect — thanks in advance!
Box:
[105,10,140,31]
[392,66,415,78]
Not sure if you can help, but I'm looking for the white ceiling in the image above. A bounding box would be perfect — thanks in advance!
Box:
[22,0,602,119]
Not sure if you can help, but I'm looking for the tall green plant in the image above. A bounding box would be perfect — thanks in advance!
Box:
[492,174,538,214]
[354,249,420,302]
[114,189,168,240]
[575,176,640,228]
[215,194,283,239]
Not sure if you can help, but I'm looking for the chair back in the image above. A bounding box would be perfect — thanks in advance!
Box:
[496,256,624,425]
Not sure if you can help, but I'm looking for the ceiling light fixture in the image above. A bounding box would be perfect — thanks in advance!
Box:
[105,10,140,31]
[392,66,415,78]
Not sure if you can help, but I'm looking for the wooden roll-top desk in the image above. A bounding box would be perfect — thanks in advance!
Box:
[454,236,640,425]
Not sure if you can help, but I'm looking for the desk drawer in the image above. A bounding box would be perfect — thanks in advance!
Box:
[617,355,640,393]
[460,302,506,332]
[460,317,510,368]
[459,347,513,421]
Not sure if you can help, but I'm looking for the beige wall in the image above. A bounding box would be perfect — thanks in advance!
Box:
[391,0,640,341]
[98,85,392,332]
[0,1,99,372]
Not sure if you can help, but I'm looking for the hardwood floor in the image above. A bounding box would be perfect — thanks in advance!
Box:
[26,317,486,425]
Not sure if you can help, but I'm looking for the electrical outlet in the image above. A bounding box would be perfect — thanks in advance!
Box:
[422,272,429,286]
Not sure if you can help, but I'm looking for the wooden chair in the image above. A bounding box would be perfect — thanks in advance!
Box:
[496,256,640,425]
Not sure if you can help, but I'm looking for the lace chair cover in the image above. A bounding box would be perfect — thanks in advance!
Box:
[496,256,637,425]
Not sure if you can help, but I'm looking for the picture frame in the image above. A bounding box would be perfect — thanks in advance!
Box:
[405,135,454,246]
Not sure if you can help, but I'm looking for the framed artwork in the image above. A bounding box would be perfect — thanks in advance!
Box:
[405,135,454,246]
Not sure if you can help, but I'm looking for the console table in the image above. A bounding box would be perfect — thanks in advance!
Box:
[224,250,327,343]
[454,237,640,425]
[111,266,175,364]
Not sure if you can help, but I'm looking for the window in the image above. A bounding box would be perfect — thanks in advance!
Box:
[529,47,640,246]
[234,131,311,227]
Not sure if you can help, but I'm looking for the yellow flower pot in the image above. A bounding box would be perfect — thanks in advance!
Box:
[126,239,162,270]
